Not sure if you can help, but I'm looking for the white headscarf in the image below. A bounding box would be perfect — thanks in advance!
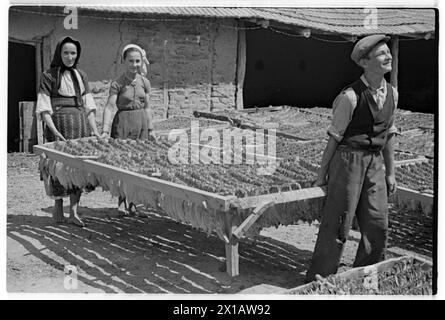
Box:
[121,44,150,77]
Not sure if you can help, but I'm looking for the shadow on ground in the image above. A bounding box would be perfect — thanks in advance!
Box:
[387,203,433,258]
[7,206,313,294]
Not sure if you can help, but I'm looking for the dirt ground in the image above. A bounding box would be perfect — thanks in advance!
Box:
[7,153,433,294]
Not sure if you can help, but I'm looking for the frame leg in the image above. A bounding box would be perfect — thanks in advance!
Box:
[224,209,239,277]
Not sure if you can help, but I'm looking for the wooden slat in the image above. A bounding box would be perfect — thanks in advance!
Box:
[396,186,433,202]
[232,186,327,210]
[395,157,429,167]
[239,106,284,113]
[33,144,234,212]
[393,186,433,214]
[193,110,235,124]
[232,201,275,240]
[239,123,311,141]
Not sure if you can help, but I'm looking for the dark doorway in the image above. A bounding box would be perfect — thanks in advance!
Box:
[398,39,437,114]
[243,27,437,115]
[8,41,37,152]
[244,26,361,109]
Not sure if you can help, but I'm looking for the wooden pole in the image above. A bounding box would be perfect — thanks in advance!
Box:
[35,41,43,145]
[42,36,51,71]
[236,21,247,110]
[208,22,214,112]
[390,36,399,89]
[163,40,169,119]
[224,209,239,276]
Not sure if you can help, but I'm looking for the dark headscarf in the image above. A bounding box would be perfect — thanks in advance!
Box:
[51,36,82,69]
[50,36,84,105]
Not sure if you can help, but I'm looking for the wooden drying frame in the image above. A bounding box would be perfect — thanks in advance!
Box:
[34,142,327,277]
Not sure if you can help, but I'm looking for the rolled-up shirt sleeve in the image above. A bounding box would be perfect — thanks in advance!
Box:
[36,72,53,117]
[83,93,97,115]
[327,89,356,142]
[387,86,399,135]
[36,92,53,117]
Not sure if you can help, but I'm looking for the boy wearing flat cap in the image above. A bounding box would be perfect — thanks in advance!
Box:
[306,35,397,282]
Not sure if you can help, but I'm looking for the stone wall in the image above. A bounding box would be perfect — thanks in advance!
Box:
[9,9,239,127]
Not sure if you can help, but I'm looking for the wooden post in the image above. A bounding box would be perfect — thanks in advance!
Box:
[236,21,247,110]
[42,36,51,71]
[19,101,38,153]
[35,41,43,145]
[224,209,239,276]
[35,42,42,94]
[163,40,169,119]
[208,22,214,112]
[390,36,399,89]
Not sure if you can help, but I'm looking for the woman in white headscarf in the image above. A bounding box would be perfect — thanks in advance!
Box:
[101,44,155,215]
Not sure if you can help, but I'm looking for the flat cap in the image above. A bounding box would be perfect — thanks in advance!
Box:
[351,34,390,64]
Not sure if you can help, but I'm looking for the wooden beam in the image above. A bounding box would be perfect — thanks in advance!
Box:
[394,157,429,167]
[33,144,234,212]
[224,209,239,277]
[390,36,399,89]
[207,21,214,112]
[393,186,433,214]
[232,201,275,240]
[35,41,43,145]
[231,186,327,210]
[42,36,51,71]
[239,106,284,113]
[239,123,311,141]
[35,41,42,94]
[163,40,169,119]
[235,21,246,110]
[402,33,434,40]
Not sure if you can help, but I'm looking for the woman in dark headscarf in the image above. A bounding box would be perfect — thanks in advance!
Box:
[36,36,100,227]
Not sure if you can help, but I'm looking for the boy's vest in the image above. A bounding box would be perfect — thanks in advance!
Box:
[340,79,395,151]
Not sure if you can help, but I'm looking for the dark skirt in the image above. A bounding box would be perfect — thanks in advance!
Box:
[42,106,92,199]
[111,109,148,140]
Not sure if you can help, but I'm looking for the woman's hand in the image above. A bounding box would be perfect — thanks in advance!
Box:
[312,177,327,187]
[100,131,110,139]
[55,131,67,142]
[148,130,157,142]
[386,174,397,197]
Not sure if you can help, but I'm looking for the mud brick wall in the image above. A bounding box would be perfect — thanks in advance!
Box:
[126,19,238,119]
[10,10,240,126]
